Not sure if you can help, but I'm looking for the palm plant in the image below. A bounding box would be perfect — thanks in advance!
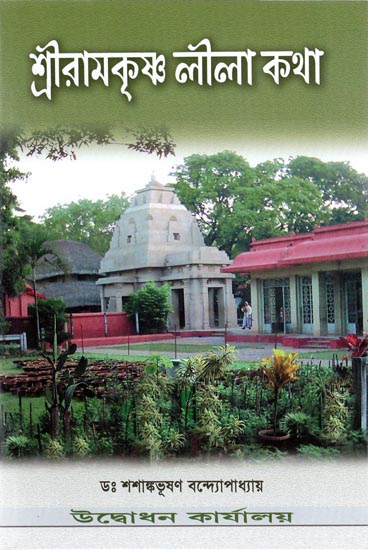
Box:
[198,345,236,382]
[21,226,67,348]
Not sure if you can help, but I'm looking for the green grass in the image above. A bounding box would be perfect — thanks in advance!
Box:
[75,352,149,362]
[298,350,346,360]
[1,393,46,417]
[103,342,263,353]
[0,356,31,375]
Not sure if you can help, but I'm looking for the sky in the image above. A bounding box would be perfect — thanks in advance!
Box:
[10,137,368,220]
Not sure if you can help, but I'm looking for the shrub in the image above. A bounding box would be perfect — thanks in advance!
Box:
[44,437,65,459]
[5,435,35,458]
[29,297,70,344]
[124,282,172,334]
[280,412,317,440]
[297,444,341,460]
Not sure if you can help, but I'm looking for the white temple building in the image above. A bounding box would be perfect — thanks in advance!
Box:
[97,177,237,330]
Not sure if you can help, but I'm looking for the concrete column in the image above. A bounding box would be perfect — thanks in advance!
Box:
[224,278,237,328]
[199,279,210,329]
[183,280,192,329]
[116,295,123,313]
[100,285,105,312]
[333,272,343,335]
[208,288,215,327]
[318,273,328,336]
[250,278,260,333]
[289,275,299,333]
[108,297,117,312]
[361,267,368,335]
[311,272,321,336]
[169,289,180,330]
[217,287,225,327]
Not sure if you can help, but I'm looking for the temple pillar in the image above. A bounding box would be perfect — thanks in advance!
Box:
[224,278,237,328]
[200,279,210,329]
[183,280,192,329]
[250,278,261,333]
[208,287,215,327]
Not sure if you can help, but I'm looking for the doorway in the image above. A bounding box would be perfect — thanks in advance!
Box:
[171,289,185,329]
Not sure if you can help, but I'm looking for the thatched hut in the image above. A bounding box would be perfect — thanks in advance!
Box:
[35,240,102,312]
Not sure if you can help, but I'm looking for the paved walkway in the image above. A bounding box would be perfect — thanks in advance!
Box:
[85,336,336,364]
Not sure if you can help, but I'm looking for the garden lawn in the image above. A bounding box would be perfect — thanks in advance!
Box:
[0,357,25,375]
[298,350,346,360]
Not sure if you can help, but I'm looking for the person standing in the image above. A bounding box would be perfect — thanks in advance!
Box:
[241,301,252,330]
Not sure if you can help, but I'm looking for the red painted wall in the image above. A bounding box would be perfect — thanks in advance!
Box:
[5,284,46,317]
[5,293,35,317]
[67,312,136,339]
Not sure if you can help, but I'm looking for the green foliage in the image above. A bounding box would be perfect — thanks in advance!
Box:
[41,194,129,254]
[126,126,176,158]
[280,412,317,440]
[296,444,341,460]
[29,298,68,344]
[93,436,114,456]
[161,429,186,454]
[43,437,65,459]
[125,282,172,334]
[0,313,10,336]
[198,345,237,382]
[0,347,361,460]
[287,156,368,222]
[5,435,35,457]
[172,152,368,257]
[240,444,287,462]
[194,383,245,453]
[322,389,351,444]
[0,135,29,304]
[21,126,175,161]
[72,436,92,457]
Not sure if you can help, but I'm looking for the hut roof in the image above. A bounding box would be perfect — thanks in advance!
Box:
[35,240,102,280]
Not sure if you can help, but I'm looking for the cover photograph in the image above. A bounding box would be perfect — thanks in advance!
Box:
[0,1,367,548]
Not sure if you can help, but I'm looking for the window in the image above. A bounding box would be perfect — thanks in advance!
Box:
[173,233,180,241]
[127,235,132,243]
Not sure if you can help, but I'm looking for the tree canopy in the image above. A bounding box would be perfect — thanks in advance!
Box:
[172,152,368,257]
[41,194,129,254]
[0,135,29,305]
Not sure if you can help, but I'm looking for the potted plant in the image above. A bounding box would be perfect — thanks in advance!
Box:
[337,334,368,431]
[258,349,300,443]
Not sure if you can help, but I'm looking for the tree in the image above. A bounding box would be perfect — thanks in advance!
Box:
[287,156,368,223]
[21,225,67,348]
[19,125,176,161]
[0,135,29,317]
[124,282,173,334]
[172,152,329,257]
[28,297,69,347]
[40,194,129,255]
